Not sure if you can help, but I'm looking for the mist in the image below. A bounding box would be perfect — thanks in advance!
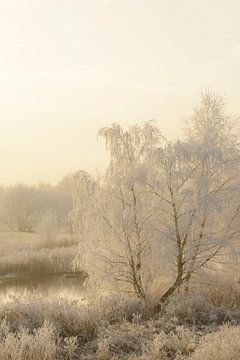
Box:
[1,1,240,359]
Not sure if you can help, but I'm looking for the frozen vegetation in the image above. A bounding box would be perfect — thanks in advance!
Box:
[0,232,79,273]
[1,285,240,359]
[1,91,240,358]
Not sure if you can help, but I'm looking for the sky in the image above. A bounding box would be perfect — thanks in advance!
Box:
[0,0,240,185]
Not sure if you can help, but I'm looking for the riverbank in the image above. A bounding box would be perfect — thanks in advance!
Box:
[0,284,240,359]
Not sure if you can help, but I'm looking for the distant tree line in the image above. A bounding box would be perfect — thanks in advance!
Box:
[0,174,74,234]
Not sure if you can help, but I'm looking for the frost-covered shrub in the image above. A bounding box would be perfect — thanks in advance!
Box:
[0,320,78,360]
[0,295,98,341]
[97,321,154,358]
[96,298,198,359]
[95,294,156,324]
[164,294,230,325]
[0,321,57,360]
[141,326,196,360]
[0,293,157,347]
[201,281,240,310]
[192,324,240,360]
[3,292,240,359]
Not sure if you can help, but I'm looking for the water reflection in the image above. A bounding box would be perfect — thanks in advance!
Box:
[0,272,87,302]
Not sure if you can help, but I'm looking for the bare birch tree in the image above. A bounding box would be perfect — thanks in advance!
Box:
[148,91,240,305]
[93,121,162,298]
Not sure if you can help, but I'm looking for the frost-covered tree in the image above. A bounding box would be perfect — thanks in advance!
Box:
[93,172,153,298]
[79,121,162,298]
[185,89,239,152]
[70,170,97,234]
[72,91,240,302]
[148,91,240,304]
[98,120,162,175]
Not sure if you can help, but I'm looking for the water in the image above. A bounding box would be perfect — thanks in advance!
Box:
[0,272,87,302]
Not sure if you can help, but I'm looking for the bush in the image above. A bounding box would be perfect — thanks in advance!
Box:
[1,291,240,359]
[95,294,156,325]
[0,321,77,360]
[164,294,232,326]
[97,321,154,358]
[192,324,240,360]
[201,281,240,310]
[0,295,98,341]
[141,326,196,360]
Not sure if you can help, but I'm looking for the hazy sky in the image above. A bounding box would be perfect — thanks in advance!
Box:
[0,0,240,185]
